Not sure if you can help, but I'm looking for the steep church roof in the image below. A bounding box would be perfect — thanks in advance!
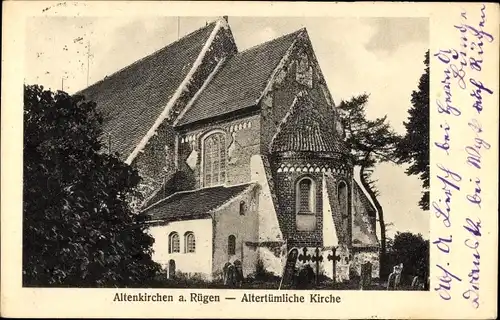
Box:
[142,183,254,222]
[271,91,349,154]
[77,22,218,158]
[175,29,303,127]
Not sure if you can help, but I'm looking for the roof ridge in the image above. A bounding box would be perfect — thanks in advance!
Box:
[173,56,227,126]
[236,27,304,55]
[76,21,217,95]
[125,19,224,164]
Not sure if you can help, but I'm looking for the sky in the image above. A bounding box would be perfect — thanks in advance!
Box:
[25,16,430,239]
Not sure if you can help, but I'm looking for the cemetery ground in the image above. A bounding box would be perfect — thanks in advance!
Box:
[150,271,427,291]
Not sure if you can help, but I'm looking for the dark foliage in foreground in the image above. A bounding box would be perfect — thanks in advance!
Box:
[23,84,160,287]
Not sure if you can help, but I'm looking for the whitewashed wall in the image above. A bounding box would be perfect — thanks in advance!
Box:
[148,219,213,279]
[250,155,283,242]
[250,155,286,276]
[322,175,339,248]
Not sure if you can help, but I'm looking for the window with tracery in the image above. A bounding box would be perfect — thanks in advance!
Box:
[203,132,226,187]
[168,232,180,253]
[184,232,196,253]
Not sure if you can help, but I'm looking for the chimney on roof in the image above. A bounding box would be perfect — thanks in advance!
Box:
[223,16,228,23]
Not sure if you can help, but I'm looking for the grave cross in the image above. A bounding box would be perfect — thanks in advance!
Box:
[311,247,323,286]
[327,247,341,283]
[311,247,323,263]
[327,249,341,262]
[298,247,311,263]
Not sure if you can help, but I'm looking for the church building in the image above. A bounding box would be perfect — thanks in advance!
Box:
[79,17,380,282]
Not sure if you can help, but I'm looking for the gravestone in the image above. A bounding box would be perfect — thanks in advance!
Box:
[393,263,403,289]
[295,265,315,290]
[168,259,176,279]
[223,262,235,287]
[411,276,420,290]
[234,260,243,288]
[279,248,299,289]
[386,263,403,290]
[360,262,372,290]
[386,273,394,290]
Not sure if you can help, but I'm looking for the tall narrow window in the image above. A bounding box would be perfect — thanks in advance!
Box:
[338,181,348,218]
[203,132,226,187]
[239,201,246,215]
[168,232,180,253]
[296,177,315,214]
[228,235,236,255]
[184,232,196,253]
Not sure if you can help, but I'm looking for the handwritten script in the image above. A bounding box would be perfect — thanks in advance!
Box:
[432,4,494,309]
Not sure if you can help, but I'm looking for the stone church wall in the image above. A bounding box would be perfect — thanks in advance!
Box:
[177,114,261,189]
[260,34,338,155]
[212,185,260,278]
[272,165,324,248]
[272,156,352,248]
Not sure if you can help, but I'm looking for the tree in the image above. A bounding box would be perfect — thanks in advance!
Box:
[386,232,429,284]
[397,51,430,210]
[23,85,160,287]
[337,94,400,277]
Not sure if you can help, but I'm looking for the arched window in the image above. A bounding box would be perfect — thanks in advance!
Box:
[168,232,180,253]
[239,201,246,215]
[228,235,236,255]
[203,132,226,187]
[338,181,348,218]
[184,232,196,253]
[296,177,315,214]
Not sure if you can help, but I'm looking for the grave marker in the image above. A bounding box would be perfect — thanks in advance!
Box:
[278,248,299,290]
[327,247,341,283]
[311,247,323,286]
[360,261,372,290]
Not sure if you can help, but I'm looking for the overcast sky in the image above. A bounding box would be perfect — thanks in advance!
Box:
[25,16,430,239]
